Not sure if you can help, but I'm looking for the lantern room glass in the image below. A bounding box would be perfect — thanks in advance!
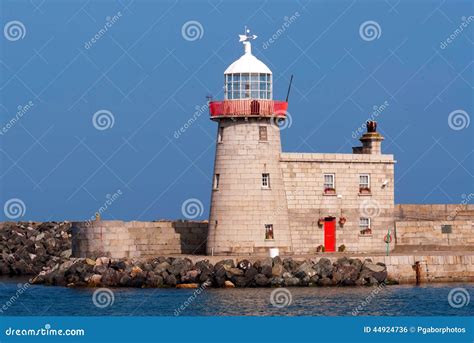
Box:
[224,73,272,100]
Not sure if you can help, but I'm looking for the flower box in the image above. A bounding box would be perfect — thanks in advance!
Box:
[359,228,372,235]
[324,187,336,195]
[359,187,371,195]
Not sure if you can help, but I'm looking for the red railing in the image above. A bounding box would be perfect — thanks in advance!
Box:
[209,100,288,118]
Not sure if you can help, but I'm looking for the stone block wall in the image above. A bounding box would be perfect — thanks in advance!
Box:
[207,118,292,255]
[280,153,395,254]
[395,220,474,246]
[395,204,474,221]
[72,220,208,258]
[360,254,474,284]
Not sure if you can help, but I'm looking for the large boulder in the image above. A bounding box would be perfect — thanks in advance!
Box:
[165,274,177,287]
[294,261,315,279]
[272,264,284,277]
[362,262,387,283]
[181,270,200,283]
[154,261,170,274]
[260,265,272,278]
[283,258,298,273]
[101,268,120,286]
[168,258,193,276]
[284,277,300,287]
[332,264,359,286]
[313,258,333,278]
[254,274,270,287]
[146,273,164,288]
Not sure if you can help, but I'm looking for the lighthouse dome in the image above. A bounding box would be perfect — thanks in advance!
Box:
[224,28,272,100]
[224,52,272,75]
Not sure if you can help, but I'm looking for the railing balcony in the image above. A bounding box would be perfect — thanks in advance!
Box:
[209,100,288,119]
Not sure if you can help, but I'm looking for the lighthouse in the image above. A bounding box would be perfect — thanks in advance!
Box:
[206,28,293,255]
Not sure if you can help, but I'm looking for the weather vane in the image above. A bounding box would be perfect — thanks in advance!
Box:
[239,26,257,42]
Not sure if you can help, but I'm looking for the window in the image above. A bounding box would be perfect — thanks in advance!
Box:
[265,224,274,240]
[359,217,371,235]
[323,173,335,194]
[224,73,272,99]
[213,174,220,190]
[359,174,370,190]
[218,127,224,142]
[262,173,270,188]
[259,126,267,141]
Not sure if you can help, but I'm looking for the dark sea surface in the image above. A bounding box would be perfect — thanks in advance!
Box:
[0,277,472,316]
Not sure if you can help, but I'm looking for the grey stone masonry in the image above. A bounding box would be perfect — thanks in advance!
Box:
[72,220,208,258]
[207,118,292,255]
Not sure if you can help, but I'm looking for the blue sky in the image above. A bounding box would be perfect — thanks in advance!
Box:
[0,0,472,221]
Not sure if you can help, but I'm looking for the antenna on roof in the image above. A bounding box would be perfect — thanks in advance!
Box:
[285,75,294,102]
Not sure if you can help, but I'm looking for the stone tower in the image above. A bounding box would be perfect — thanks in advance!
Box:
[206,28,292,255]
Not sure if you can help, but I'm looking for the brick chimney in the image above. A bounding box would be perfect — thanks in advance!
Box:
[352,121,384,155]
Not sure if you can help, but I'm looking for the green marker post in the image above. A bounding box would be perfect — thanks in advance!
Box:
[385,228,391,256]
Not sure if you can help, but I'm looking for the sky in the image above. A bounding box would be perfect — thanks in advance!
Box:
[0,0,472,222]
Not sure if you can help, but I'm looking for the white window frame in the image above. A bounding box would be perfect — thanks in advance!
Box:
[262,173,270,188]
[359,217,371,229]
[359,174,370,189]
[213,174,220,190]
[323,173,335,189]
[265,224,274,240]
[224,73,272,100]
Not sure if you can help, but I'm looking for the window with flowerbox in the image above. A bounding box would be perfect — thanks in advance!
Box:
[323,173,336,194]
[359,217,372,235]
[265,224,274,240]
[359,174,371,194]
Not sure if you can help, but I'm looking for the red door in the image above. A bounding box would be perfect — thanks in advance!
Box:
[324,218,336,252]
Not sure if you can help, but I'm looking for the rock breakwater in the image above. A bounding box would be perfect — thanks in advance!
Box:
[0,221,72,275]
[31,256,389,288]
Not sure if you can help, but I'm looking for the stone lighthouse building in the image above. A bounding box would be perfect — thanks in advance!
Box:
[207,29,395,255]
[206,29,293,255]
